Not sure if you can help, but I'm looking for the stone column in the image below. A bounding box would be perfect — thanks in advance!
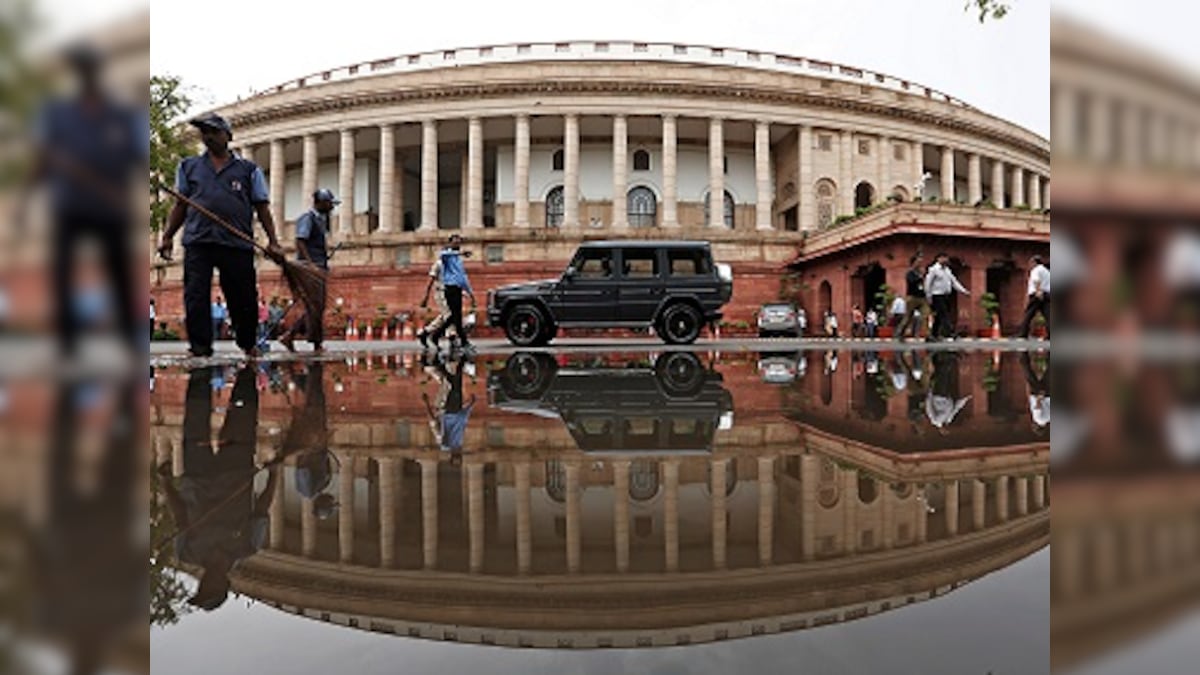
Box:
[1028,174,1042,210]
[1015,476,1029,516]
[972,479,987,531]
[755,121,772,230]
[379,457,398,567]
[563,114,580,228]
[1011,166,1025,207]
[612,115,628,230]
[940,146,954,202]
[1053,85,1077,157]
[466,117,484,230]
[459,154,468,227]
[662,114,679,228]
[514,115,531,228]
[1042,180,1050,211]
[708,118,725,228]
[911,141,924,199]
[967,153,982,205]
[515,461,532,574]
[878,134,891,201]
[1089,95,1111,163]
[800,455,817,560]
[379,124,396,233]
[612,460,631,572]
[881,486,896,549]
[996,475,1010,522]
[991,159,1006,207]
[757,456,775,565]
[395,151,405,231]
[467,462,484,572]
[269,467,285,550]
[839,129,853,215]
[269,139,287,240]
[798,125,814,230]
[1032,474,1046,510]
[301,134,318,214]
[664,459,680,572]
[916,483,928,543]
[711,458,728,568]
[301,492,317,557]
[420,457,438,568]
[944,480,959,536]
[842,467,859,554]
[565,461,581,573]
[1123,103,1142,169]
[338,130,356,235]
[241,144,255,164]
[420,120,438,231]
[337,452,354,563]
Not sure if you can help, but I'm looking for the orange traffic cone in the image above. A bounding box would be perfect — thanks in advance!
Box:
[990,315,1001,340]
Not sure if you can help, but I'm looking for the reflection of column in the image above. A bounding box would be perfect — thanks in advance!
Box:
[468,462,484,573]
[664,459,680,572]
[842,467,859,553]
[1014,476,1029,516]
[171,435,183,477]
[565,461,582,573]
[513,115,530,228]
[662,115,678,228]
[757,456,775,565]
[1093,525,1118,591]
[611,115,628,230]
[379,458,398,568]
[881,484,895,549]
[972,479,986,531]
[1032,475,1046,510]
[612,460,631,572]
[800,455,817,560]
[1055,528,1082,600]
[515,461,532,574]
[563,114,580,228]
[420,120,438,231]
[270,467,285,550]
[944,480,959,536]
[996,476,1010,523]
[916,483,928,543]
[302,493,317,558]
[338,130,356,234]
[711,458,728,568]
[338,452,354,563]
[420,458,438,569]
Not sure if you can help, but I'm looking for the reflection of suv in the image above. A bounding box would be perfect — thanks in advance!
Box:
[488,352,734,454]
[486,241,733,346]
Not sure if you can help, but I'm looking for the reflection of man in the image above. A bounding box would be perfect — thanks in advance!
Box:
[283,363,338,519]
[925,352,971,433]
[158,366,278,611]
[1021,351,1050,436]
[422,353,477,456]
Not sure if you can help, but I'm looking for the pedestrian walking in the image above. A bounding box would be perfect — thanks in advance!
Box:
[896,253,928,341]
[426,234,476,352]
[924,252,970,341]
[157,112,284,358]
[889,294,906,331]
[1018,254,1050,339]
[865,307,879,338]
[278,189,337,353]
[417,251,450,350]
[211,296,227,341]
[851,304,864,338]
[824,309,839,338]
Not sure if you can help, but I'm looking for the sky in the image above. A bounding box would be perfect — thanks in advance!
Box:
[146,0,1051,138]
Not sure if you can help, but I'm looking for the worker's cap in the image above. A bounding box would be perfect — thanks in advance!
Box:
[189,112,233,138]
[313,188,341,204]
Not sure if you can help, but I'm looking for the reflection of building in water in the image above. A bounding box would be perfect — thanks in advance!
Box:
[151,353,1048,648]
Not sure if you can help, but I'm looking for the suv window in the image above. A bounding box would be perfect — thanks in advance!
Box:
[621,248,660,278]
[667,248,713,276]
[573,249,614,279]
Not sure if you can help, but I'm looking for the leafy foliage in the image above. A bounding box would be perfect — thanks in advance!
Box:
[964,0,1010,23]
[150,75,195,232]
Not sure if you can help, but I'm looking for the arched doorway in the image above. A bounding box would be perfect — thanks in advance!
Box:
[890,185,910,203]
[863,263,887,313]
[627,186,657,228]
[545,186,564,228]
[815,179,836,229]
[855,181,875,209]
[703,189,735,228]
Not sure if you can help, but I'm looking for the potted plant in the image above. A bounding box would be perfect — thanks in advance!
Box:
[978,291,1001,337]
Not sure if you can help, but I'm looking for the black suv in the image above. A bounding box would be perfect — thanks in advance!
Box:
[489,351,734,455]
[486,240,733,346]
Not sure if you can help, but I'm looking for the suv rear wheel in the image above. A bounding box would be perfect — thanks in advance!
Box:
[657,303,703,345]
[505,304,552,347]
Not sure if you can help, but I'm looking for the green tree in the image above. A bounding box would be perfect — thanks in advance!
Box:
[0,0,46,188]
[964,0,1010,23]
[150,75,194,233]
[150,464,192,627]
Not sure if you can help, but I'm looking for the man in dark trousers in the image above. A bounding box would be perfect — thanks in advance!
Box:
[279,189,337,353]
[157,112,283,358]
[895,253,927,341]
[18,43,146,358]
[427,234,476,352]
[157,365,279,612]
[1018,255,1051,339]
[923,252,970,341]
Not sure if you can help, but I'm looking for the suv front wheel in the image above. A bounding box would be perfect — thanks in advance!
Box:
[504,303,553,347]
[657,303,703,345]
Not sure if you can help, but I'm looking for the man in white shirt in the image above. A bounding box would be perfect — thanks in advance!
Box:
[1019,255,1051,339]
[923,252,970,341]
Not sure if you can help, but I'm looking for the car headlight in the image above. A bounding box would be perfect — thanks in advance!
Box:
[718,411,734,430]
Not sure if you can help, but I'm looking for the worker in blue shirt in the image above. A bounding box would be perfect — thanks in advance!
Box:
[427,234,476,351]
[157,112,283,358]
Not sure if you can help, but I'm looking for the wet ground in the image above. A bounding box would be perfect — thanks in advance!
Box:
[149,347,1050,674]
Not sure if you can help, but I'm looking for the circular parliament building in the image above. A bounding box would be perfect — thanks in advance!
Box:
[152,41,1050,333]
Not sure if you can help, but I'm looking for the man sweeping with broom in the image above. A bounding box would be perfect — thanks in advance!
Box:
[157,113,285,358]
[278,189,337,353]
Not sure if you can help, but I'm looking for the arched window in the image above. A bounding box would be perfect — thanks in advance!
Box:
[815,179,836,229]
[629,460,660,501]
[545,459,566,502]
[632,149,650,171]
[545,186,564,227]
[890,185,910,203]
[703,189,735,228]
[552,149,564,171]
[627,186,657,228]
[854,181,875,209]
